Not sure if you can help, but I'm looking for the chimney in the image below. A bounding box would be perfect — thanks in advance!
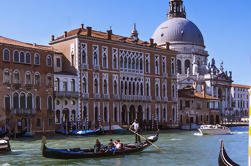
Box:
[51,35,54,41]
[166,42,170,50]
[87,27,92,36]
[193,82,197,92]
[64,31,67,38]
[202,84,206,97]
[107,30,112,40]
[81,24,84,29]
[150,38,154,47]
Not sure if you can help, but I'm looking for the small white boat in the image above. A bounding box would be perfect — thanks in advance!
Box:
[198,125,231,135]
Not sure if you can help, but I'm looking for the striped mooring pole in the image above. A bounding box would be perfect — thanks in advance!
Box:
[249,88,251,166]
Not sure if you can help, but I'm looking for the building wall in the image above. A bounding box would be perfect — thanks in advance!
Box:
[0,44,54,134]
[50,34,178,129]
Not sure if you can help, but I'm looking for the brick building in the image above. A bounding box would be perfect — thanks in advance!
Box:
[0,36,55,135]
[50,24,178,130]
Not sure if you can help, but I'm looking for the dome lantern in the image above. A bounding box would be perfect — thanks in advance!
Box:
[168,0,186,19]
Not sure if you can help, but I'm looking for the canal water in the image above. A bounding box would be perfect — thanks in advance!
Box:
[0,127,248,166]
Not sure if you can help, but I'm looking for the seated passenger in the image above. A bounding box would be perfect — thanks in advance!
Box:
[115,140,123,150]
[106,139,116,153]
[94,139,101,153]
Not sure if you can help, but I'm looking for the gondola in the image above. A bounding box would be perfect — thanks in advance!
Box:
[0,137,11,154]
[218,140,239,166]
[41,132,159,159]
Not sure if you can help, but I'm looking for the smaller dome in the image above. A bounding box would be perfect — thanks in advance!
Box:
[152,18,204,47]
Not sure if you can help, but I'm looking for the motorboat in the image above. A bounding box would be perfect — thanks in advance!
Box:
[0,137,11,154]
[198,125,231,135]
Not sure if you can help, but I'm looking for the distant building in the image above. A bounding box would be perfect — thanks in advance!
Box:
[50,25,178,130]
[0,36,54,134]
[152,0,233,120]
[231,84,250,121]
[178,83,220,128]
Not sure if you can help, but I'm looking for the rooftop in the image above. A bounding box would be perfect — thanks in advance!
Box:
[179,87,219,100]
[232,84,251,89]
[0,36,53,52]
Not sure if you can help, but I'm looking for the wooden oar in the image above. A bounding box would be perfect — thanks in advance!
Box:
[129,128,165,153]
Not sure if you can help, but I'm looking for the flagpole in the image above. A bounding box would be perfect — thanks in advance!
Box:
[249,88,251,166]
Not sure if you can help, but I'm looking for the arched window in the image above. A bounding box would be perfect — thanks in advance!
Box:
[163,84,166,97]
[172,85,175,98]
[132,58,135,69]
[129,82,131,95]
[140,59,143,70]
[13,50,19,63]
[125,82,127,95]
[34,53,40,65]
[103,54,107,68]
[177,60,182,74]
[136,82,140,95]
[83,106,87,121]
[185,60,190,74]
[156,84,159,97]
[146,59,149,73]
[133,82,135,95]
[46,55,52,66]
[146,83,149,96]
[27,93,33,110]
[13,70,20,84]
[4,95,10,110]
[47,74,52,87]
[136,59,139,70]
[114,107,118,122]
[54,78,59,91]
[114,80,117,95]
[162,60,166,73]
[13,93,19,109]
[121,81,124,95]
[155,60,159,74]
[26,52,31,64]
[163,108,166,121]
[93,52,98,65]
[124,57,127,68]
[20,93,26,109]
[20,52,25,63]
[120,56,123,68]
[56,110,60,123]
[172,108,176,122]
[3,49,10,61]
[83,78,87,93]
[35,96,41,110]
[146,108,149,121]
[47,96,53,110]
[81,44,87,64]
[128,58,131,69]
[71,110,76,122]
[71,79,75,92]
[94,79,98,94]
[104,80,108,94]
[71,53,75,66]
[25,71,32,84]
[113,55,117,69]
[140,83,143,96]
[3,69,10,83]
[34,73,40,87]
[104,107,108,122]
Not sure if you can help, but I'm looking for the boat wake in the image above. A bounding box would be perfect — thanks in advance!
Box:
[231,131,248,135]
[193,132,203,136]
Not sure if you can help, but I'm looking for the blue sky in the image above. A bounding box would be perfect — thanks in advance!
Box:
[1,0,251,86]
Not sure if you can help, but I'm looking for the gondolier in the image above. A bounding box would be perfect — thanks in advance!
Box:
[129,119,141,143]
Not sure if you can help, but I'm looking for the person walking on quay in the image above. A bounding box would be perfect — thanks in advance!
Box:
[129,119,141,144]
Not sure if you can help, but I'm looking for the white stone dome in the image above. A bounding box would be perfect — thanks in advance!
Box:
[152,17,204,47]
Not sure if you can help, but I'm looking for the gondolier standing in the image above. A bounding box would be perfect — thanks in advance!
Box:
[129,119,141,143]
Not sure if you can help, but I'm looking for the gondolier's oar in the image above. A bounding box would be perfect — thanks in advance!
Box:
[129,128,165,153]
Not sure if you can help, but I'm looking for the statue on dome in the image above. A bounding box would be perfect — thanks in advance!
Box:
[220,61,224,72]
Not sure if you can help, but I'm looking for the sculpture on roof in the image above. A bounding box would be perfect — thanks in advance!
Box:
[131,23,139,40]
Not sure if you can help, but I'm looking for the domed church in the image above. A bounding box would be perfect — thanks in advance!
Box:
[152,0,233,120]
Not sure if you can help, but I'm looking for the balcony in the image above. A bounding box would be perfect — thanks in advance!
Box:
[83,93,89,99]
[25,83,33,90]
[93,65,100,71]
[103,94,110,100]
[162,97,168,102]
[162,73,168,78]
[12,108,36,115]
[81,64,89,70]
[54,91,79,98]
[12,83,21,89]
[155,96,161,102]
[94,93,100,99]
[145,96,152,101]
[113,94,120,100]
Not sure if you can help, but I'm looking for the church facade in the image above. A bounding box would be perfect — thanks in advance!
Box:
[152,0,233,124]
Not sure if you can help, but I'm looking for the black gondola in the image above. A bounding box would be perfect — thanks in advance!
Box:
[0,137,11,154]
[218,140,239,166]
[41,133,159,159]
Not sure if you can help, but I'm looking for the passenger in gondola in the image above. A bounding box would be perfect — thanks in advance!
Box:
[115,140,123,151]
[94,139,101,153]
[106,139,116,154]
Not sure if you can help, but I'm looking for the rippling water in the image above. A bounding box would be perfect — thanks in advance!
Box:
[0,127,248,166]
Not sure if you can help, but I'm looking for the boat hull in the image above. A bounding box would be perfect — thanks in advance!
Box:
[198,128,231,135]
[0,138,11,154]
[218,140,239,166]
